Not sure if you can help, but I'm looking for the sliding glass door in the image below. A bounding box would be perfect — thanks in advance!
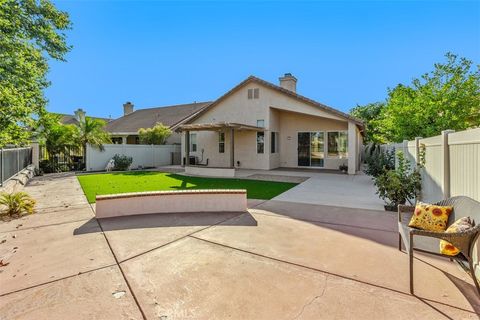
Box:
[297,132,310,166]
[297,132,325,167]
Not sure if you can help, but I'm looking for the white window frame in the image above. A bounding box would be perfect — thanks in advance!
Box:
[190,133,197,152]
[256,119,265,128]
[219,132,225,153]
[326,130,348,159]
[256,132,265,154]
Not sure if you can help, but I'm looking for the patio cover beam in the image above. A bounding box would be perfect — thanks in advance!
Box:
[176,122,264,132]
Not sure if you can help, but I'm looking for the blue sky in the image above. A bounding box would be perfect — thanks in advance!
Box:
[47,0,480,119]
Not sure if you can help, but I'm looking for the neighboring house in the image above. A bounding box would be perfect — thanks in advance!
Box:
[104,101,211,145]
[177,74,364,175]
[57,108,111,125]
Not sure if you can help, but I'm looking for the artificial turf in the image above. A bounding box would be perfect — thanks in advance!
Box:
[77,171,298,203]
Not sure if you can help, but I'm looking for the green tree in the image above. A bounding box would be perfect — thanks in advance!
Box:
[44,121,77,157]
[138,123,172,145]
[380,53,480,142]
[76,117,111,163]
[350,102,386,144]
[0,0,71,147]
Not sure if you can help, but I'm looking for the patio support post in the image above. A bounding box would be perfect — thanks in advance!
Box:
[347,121,357,175]
[230,128,235,168]
[185,130,190,166]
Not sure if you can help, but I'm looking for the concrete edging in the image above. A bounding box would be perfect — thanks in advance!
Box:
[0,165,35,194]
[95,189,247,218]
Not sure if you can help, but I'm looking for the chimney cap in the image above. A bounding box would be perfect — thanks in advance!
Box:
[279,73,297,80]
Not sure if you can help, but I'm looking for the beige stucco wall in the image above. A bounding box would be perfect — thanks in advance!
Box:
[182,82,359,171]
[278,110,349,170]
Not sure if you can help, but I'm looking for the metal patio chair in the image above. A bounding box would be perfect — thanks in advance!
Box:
[398,196,480,295]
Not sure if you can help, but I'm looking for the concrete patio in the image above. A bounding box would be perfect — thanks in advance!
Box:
[0,173,479,319]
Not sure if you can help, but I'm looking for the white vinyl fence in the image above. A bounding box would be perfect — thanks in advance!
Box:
[86,144,181,172]
[382,128,480,203]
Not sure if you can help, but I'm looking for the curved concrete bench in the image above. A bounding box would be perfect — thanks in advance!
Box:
[95,189,247,218]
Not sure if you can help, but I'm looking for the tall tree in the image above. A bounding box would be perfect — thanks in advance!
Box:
[350,102,386,144]
[0,0,71,147]
[380,53,480,142]
[76,117,111,164]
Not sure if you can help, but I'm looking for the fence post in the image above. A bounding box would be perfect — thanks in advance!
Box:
[414,137,422,164]
[0,149,3,186]
[441,130,455,199]
[402,140,408,156]
[31,142,40,169]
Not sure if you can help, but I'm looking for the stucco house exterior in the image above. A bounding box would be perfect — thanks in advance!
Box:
[177,74,364,175]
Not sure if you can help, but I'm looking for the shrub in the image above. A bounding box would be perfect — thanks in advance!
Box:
[373,151,422,209]
[138,123,172,145]
[364,145,395,178]
[0,192,36,218]
[112,154,133,171]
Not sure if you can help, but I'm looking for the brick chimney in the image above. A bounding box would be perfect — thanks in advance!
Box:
[74,108,86,122]
[279,73,297,93]
[123,101,134,116]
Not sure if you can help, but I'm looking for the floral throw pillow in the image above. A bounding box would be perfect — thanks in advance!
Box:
[440,217,474,256]
[408,202,453,232]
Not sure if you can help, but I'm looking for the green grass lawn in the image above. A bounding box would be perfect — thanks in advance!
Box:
[77,171,298,203]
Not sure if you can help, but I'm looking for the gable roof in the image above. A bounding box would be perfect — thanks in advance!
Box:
[186,76,364,129]
[56,113,111,125]
[105,101,211,134]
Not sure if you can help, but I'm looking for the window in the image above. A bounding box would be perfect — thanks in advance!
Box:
[271,132,279,153]
[327,131,348,158]
[248,88,260,99]
[256,132,264,154]
[190,133,197,152]
[111,137,123,144]
[256,119,265,128]
[219,132,225,153]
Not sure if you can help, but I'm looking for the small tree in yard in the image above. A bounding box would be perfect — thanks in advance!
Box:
[138,123,172,145]
[76,117,111,164]
[374,151,422,210]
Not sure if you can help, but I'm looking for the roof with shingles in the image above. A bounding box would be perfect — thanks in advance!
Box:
[57,114,111,125]
[104,101,212,134]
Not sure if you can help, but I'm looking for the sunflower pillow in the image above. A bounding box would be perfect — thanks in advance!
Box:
[408,202,453,231]
[440,217,475,256]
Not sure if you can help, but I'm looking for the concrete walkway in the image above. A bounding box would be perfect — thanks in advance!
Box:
[272,171,385,210]
[0,174,478,319]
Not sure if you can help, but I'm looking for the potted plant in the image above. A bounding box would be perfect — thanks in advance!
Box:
[373,151,422,211]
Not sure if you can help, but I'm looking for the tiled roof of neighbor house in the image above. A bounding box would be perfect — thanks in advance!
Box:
[105,101,212,134]
[57,114,112,125]
[186,76,364,129]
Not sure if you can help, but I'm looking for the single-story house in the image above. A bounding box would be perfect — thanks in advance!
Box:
[177,74,364,175]
[104,101,210,145]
